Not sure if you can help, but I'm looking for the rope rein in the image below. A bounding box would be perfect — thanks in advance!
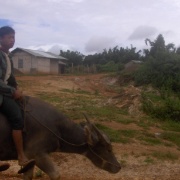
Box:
[28,112,87,147]
[88,146,120,168]
[21,99,86,147]
[20,98,120,168]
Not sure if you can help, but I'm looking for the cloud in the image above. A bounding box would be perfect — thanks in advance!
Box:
[1,0,180,54]
[85,36,116,53]
[129,26,158,40]
[48,44,73,54]
[27,43,72,55]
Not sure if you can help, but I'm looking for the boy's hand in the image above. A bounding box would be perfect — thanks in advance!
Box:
[13,89,23,100]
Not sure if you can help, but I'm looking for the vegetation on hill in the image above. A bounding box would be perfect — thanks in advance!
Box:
[60,34,180,122]
[134,35,180,122]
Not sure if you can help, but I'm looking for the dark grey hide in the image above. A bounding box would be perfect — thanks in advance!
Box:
[0,96,121,180]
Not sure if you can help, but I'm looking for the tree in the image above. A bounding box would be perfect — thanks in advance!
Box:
[176,47,180,55]
[60,50,84,66]
[166,43,176,53]
[145,34,166,57]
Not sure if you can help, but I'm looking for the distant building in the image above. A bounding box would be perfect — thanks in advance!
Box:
[123,60,143,73]
[11,48,68,74]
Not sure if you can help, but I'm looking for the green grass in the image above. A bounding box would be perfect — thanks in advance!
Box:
[144,157,155,164]
[94,89,100,95]
[120,160,127,167]
[60,88,92,95]
[135,115,161,130]
[136,120,152,130]
[142,92,162,103]
[116,116,134,124]
[151,151,178,161]
[95,124,133,143]
[138,132,162,146]
[142,90,180,122]
[36,91,128,122]
[91,106,128,119]
[161,120,180,132]
[60,88,75,93]
[118,129,137,138]
[37,93,63,105]
[140,137,162,145]
[75,101,128,121]
[161,132,180,148]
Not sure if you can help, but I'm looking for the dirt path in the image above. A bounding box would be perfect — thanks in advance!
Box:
[1,74,180,180]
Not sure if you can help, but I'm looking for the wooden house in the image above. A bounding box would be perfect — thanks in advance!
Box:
[11,48,67,74]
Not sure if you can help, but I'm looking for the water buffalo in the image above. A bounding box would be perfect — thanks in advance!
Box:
[0,96,121,180]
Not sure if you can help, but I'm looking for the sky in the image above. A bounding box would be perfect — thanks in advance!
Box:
[0,0,180,55]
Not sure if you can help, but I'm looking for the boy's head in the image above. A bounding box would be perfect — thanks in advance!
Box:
[0,26,15,50]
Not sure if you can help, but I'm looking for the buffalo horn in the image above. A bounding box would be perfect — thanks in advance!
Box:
[83,113,91,125]
[83,113,110,144]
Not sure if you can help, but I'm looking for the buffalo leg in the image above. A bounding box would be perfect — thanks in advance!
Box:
[35,153,60,180]
[23,166,34,180]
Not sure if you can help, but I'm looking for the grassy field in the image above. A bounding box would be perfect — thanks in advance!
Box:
[18,74,180,164]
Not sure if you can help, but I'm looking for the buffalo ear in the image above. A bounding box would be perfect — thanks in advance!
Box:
[84,125,99,146]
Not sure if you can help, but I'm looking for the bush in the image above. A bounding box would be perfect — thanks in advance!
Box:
[134,54,180,93]
[134,52,180,121]
[97,61,124,73]
[142,92,180,121]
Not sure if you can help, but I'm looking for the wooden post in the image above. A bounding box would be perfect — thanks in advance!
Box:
[87,65,89,73]
[72,63,73,73]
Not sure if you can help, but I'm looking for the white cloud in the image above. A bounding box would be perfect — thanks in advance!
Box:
[28,43,73,54]
[129,26,158,40]
[1,0,180,54]
[85,36,116,53]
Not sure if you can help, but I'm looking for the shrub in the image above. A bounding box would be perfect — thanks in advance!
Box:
[141,92,180,121]
[97,61,124,73]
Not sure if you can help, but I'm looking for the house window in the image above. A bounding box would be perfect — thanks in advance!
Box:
[18,59,23,68]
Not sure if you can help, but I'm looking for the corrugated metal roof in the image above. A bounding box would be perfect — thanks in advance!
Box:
[46,52,68,60]
[14,48,68,60]
[59,61,66,65]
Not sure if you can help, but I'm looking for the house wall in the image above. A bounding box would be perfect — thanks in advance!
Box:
[37,57,50,73]
[12,51,50,74]
[12,51,32,73]
[50,59,59,74]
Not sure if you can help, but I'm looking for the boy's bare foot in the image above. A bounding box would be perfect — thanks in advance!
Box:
[0,161,10,172]
[18,159,35,174]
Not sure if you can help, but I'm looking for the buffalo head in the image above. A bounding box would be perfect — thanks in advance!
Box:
[83,114,121,173]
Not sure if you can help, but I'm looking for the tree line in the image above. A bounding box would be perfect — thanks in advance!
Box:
[60,44,141,73]
[60,34,180,73]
